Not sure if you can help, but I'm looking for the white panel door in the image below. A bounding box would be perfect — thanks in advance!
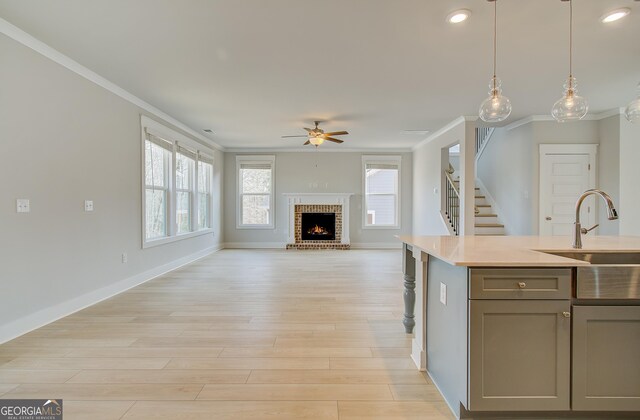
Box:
[540,152,595,236]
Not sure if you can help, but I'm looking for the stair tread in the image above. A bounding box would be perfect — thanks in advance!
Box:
[474,195,486,198]
[475,223,505,228]
[476,233,506,236]
[475,214,498,217]
[476,204,491,207]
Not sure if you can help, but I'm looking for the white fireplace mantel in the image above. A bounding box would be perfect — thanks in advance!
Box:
[283,193,354,245]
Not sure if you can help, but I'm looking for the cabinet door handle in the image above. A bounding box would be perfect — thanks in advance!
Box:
[518,282,526,289]
[562,311,571,318]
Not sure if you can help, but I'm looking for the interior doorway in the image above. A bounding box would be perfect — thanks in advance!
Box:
[539,144,597,236]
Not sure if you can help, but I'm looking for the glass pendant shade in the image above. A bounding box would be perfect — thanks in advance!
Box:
[309,137,324,146]
[551,77,588,122]
[625,83,640,123]
[479,77,512,122]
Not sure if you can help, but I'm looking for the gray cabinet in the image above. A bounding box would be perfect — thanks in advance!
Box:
[468,300,571,411]
[572,305,640,411]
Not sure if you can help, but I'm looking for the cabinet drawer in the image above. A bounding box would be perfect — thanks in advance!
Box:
[469,268,572,300]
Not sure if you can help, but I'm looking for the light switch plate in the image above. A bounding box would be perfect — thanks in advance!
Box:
[16,199,30,213]
[84,200,94,212]
[440,282,447,305]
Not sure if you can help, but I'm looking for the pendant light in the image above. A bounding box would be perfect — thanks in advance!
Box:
[625,82,640,123]
[551,0,588,122]
[479,0,511,123]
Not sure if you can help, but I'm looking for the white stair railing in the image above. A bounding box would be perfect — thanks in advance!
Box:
[475,127,495,159]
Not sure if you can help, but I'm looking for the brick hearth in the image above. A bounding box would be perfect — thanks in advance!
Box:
[286,204,350,250]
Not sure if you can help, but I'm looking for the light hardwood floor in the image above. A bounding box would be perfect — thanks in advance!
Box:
[0,250,453,419]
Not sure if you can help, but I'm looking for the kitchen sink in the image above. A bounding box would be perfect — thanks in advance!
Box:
[541,251,640,299]
[543,251,640,265]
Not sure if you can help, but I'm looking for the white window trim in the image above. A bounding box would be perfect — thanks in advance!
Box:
[141,115,214,248]
[197,159,213,230]
[362,155,402,229]
[236,155,276,229]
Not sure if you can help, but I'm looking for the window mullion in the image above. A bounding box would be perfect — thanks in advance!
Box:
[191,158,197,232]
[168,142,177,237]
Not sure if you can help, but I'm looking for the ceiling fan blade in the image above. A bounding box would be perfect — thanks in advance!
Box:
[281,135,308,138]
[303,140,311,145]
[303,127,313,133]
[323,131,349,136]
[324,137,344,144]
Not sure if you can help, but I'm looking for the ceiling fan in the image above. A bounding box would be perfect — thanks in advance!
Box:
[282,121,349,147]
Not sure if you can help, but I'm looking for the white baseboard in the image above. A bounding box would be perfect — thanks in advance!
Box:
[223,242,286,249]
[411,339,427,371]
[0,245,222,345]
[350,242,402,249]
[223,242,401,249]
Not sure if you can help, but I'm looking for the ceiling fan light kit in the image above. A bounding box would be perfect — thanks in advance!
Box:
[551,0,589,122]
[479,0,512,123]
[281,121,349,147]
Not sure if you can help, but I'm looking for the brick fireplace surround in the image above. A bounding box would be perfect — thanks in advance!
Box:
[283,193,353,250]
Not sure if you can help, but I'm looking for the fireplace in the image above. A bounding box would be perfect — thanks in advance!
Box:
[284,193,353,250]
[301,213,336,241]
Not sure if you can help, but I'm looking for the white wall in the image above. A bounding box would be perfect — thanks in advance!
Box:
[476,123,534,235]
[0,34,223,342]
[619,116,640,235]
[223,152,412,247]
[412,119,473,236]
[476,119,621,235]
[597,115,620,235]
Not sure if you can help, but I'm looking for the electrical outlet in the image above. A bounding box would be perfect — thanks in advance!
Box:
[16,199,30,213]
[121,253,128,263]
[84,200,94,212]
[440,282,447,305]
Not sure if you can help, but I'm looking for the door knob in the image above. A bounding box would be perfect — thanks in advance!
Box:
[562,311,571,318]
[545,216,552,221]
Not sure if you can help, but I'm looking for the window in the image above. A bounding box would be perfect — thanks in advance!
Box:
[198,156,213,230]
[144,138,170,240]
[176,144,196,234]
[237,155,275,228]
[363,155,401,228]
[142,116,215,247]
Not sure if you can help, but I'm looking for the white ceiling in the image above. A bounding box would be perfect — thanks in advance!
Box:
[1,0,639,150]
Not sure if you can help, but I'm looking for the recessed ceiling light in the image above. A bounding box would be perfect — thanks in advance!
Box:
[447,9,471,24]
[203,129,213,133]
[600,8,630,23]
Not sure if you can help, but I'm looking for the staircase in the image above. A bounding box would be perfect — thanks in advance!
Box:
[442,127,504,236]
[451,180,506,236]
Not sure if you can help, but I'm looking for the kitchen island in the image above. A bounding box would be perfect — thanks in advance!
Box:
[398,235,640,419]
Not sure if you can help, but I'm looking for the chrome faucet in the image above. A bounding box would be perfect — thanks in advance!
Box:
[573,189,618,249]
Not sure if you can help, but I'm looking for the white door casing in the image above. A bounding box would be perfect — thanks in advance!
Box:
[539,144,597,236]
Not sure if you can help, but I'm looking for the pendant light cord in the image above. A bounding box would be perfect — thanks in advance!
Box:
[569,0,573,86]
[493,0,497,79]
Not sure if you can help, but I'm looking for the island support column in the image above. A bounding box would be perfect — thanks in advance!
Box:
[402,244,416,333]
[411,249,428,371]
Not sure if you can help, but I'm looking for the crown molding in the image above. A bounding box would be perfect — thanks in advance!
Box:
[411,116,476,151]
[505,108,624,131]
[225,147,412,153]
[0,17,224,151]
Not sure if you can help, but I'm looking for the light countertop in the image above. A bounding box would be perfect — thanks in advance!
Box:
[397,235,640,267]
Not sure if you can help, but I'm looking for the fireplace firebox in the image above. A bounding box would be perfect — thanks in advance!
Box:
[301,213,336,241]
